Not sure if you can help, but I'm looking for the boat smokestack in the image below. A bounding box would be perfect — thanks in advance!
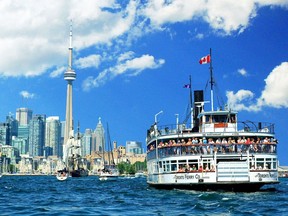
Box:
[193,90,204,131]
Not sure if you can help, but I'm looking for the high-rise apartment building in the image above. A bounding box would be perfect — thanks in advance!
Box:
[82,129,92,156]
[0,123,9,145]
[45,116,61,157]
[17,125,29,154]
[28,114,46,157]
[0,114,18,146]
[16,108,32,126]
[6,113,18,139]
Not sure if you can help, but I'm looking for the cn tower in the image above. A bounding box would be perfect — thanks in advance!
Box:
[63,21,76,161]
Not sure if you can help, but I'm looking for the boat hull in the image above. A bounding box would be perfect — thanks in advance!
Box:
[70,169,88,177]
[148,181,278,192]
[56,175,68,181]
[56,170,69,181]
[99,175,119,181]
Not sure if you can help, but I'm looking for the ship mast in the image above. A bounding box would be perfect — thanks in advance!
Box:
[189,75,193,127]
[209,48,214,111]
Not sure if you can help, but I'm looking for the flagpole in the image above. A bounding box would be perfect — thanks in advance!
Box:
[209,48,214,111]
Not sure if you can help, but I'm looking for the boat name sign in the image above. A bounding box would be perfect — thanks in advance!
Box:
[174,173,209,180]
[255,172,277,181]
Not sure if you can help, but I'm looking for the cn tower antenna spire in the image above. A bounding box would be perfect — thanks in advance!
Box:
[68,20,73,71]
[69,20,73,48]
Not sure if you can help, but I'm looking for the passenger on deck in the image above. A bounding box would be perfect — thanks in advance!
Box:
[184,164,190,172]
[263,137,269,143]
[178,166,184,172]
[192,137,198,144]
[187,138,192,145]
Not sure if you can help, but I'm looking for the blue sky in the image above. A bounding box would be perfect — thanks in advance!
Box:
[0,1,287,164]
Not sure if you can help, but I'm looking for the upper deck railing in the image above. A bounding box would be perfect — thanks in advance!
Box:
[147,121,275,143]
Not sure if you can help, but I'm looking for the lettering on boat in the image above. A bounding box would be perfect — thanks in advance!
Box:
[174,173,204,180]
[255,172,277,181]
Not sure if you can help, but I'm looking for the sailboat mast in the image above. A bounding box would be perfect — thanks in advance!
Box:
[209,48,214,111]
[107,123,115,165]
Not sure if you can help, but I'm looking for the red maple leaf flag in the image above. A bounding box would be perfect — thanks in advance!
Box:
[199,54,211,64]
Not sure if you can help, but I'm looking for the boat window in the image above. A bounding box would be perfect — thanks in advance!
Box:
[213,115,227,123]
[188,159,198,169]
[165,163,171,172]
[159,161,162,168]
[272,158,277,169]
[171,160,177,172]
[256,158,264,170]
[228,114,236,123]
[178,160,186,164]
[202,159,212,170]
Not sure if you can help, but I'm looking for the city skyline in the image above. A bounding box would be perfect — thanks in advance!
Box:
[1,106,141,156]
[0,1,287,164]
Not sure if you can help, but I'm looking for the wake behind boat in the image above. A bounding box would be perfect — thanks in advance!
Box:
[146,50,279,192]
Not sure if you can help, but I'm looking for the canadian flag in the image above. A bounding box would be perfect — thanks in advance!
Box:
[199,54,211,64]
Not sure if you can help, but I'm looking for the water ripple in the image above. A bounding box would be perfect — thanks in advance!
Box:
[0,176,287,215]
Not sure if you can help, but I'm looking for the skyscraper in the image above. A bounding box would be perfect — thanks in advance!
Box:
[92,117,105,152]
[63,21,76,162]
[28,114,46,157]
[82,128,92,156]
[16,108,32,126]
[45,116,61,157]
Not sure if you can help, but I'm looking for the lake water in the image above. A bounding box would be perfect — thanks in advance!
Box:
[0,175,287,215]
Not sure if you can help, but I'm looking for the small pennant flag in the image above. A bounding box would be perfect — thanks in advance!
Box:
[199,54,211,64]
[183,84,191,88]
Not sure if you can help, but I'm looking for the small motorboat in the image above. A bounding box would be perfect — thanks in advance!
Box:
[56,169,69,181]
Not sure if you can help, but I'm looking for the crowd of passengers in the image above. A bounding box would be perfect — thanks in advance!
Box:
[177,164,215,172]
[176,163,270,173]
[147,136,277,155]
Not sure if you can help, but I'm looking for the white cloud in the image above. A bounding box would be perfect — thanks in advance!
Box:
[0,0,286,81]
[82,53,165,91]
[142,0,288,34]
[0,0,137,78]
[226,89,260,112]
[50,66,66,78]
[113,54,165,76]
[75,54,101,69]
[238,68,248,77]
[117,51,135,62]
[20,90,35,99]
[258,62,288,108]
[142,0,205,27]
[205,1,256,34]
[226,62,288,112]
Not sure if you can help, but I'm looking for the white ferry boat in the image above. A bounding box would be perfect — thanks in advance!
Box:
[146,51,279,192]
